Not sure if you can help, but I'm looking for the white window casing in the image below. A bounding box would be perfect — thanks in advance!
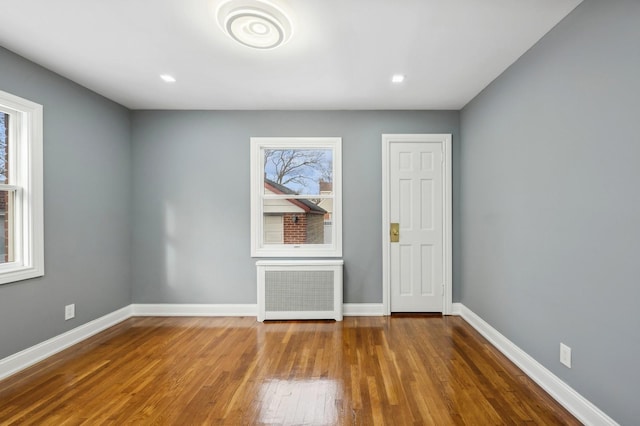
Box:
[0,90,44,284]
[250,137,342,257]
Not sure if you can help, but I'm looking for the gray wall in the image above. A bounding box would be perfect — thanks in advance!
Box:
[131,111,459,304]
[0,47,132,359]
[459,0,640,423]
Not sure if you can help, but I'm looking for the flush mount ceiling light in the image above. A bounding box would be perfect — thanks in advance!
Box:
[217,0,293,50]
[391,74,405,83]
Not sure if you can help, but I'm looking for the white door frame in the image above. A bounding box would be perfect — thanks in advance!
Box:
[381,134,453,315]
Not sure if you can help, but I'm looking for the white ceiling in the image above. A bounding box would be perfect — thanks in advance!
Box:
[0,0,582,110]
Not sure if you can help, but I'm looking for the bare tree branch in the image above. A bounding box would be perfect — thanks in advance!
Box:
[264,148,331,194]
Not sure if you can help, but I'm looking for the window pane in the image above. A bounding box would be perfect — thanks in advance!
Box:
[0,190,14,264]
[263,149,333,195]
[262,197,333,245]
[0,113,8,184]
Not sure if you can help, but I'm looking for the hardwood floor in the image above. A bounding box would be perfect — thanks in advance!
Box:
[0,316,579,425]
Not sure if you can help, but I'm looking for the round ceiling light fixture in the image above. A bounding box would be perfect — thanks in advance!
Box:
[217,0,293,50]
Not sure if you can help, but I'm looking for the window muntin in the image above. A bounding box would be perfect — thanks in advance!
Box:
[251,138,341,257]
[0,90,44,284]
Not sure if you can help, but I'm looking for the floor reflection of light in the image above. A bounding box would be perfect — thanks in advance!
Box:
[259,379,341,425]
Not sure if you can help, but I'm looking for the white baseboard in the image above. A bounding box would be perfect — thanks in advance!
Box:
[0,305,132,381]
[457,304,618,426]
[131,303,385,318]
[131,303,257,317]
[343,303,384,316]
[451,302,463,315]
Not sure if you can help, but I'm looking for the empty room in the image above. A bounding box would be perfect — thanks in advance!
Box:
[0,0,637,424]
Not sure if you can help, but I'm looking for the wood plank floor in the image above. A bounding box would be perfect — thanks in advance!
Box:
[0,316,579,425]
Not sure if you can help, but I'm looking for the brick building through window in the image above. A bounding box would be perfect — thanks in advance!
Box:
[263,178,327,245]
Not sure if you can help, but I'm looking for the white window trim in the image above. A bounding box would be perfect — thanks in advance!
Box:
[0,90,44,284]
[250,137,342,257]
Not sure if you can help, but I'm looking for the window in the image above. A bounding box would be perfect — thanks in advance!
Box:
[0,90,44,285]
[250,137,342,257]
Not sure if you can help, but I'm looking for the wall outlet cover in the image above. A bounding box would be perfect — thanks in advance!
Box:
[65,304,75,321]
[560,343,571,368]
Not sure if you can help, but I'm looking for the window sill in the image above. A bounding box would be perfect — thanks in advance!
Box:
[251,246,342,258]
[0,264,45,285]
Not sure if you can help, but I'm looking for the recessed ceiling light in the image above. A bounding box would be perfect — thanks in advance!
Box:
[160,74,176,83]
[217,0,293,50]
[392,74,405,83]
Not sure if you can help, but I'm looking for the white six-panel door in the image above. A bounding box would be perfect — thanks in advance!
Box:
[382,134,451,314]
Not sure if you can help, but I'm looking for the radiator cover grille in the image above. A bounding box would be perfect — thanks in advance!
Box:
[265,271,334,312]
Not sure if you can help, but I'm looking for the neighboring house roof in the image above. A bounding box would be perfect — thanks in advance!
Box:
[264,178,327,215]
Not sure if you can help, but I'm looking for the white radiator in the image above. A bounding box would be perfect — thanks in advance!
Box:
[256,260,343,321]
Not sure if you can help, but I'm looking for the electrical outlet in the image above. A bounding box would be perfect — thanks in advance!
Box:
[65,304,75,321]
[560,343,571,368]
